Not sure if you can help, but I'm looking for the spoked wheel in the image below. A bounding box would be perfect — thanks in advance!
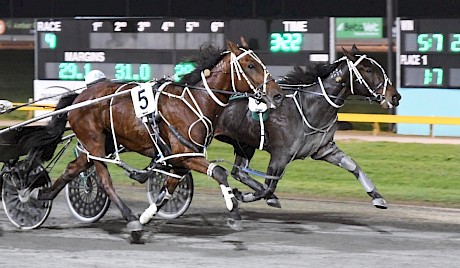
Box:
[64,165,111,223]
[1,163,53,229]
[147,172,194,219]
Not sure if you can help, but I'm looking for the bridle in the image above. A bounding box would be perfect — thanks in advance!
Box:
[201,47,274,107]
[334,54,393,108]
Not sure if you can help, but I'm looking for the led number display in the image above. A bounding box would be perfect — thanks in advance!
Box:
[399,19,460,88]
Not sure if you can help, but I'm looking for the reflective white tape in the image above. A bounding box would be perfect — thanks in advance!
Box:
[220,184,235,211]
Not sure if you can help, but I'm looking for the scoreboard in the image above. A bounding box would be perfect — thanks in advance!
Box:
[399,18,460,89]
[34,17,332,83]
[35,18,226,82]
[397,18,460,137]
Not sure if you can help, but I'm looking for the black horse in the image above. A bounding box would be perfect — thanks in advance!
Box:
[214,45,401,209]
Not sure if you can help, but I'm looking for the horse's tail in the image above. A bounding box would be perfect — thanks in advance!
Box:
[19,93,79,161]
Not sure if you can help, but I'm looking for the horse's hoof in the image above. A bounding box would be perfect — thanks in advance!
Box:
[372,198,388,209]
[127,220,143,232]
[130,230,145,244]
[266,198,281,208]
[227,218,243,231]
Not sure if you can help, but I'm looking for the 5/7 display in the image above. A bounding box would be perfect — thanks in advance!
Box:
[399,19,460,88]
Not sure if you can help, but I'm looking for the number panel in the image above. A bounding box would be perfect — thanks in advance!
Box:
[399,18,460,89]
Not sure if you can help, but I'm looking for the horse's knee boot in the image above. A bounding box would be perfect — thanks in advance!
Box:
[208,164,228,185]
[140,187,172,224]
[339,155,357,172]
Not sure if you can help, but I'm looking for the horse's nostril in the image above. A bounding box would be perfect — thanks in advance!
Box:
[392,95,400,106]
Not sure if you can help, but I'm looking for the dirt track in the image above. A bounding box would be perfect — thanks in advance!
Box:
[334,130,460,145]
[2,186,460,268]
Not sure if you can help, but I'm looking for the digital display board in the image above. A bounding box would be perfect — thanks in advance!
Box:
[35,17,331,84]
[35,18,226,82]
[399,19,460,88]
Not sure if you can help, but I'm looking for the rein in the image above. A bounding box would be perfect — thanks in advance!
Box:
[0,85,86,114]
[176,81,258,100]
[279,84,346,102]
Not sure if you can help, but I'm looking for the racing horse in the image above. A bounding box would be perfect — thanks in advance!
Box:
[31,38,284,242]
[214,45,401,209]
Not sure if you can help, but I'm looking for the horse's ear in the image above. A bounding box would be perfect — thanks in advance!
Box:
[227,40,241,55]
[351,44,361,55]
[342,46,357,61]
[240,36,249,49]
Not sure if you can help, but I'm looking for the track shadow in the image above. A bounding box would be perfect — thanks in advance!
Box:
[27,205,460,244]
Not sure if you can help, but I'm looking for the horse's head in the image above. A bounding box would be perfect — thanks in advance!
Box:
[341,45,401,109]
[223,37,284,108]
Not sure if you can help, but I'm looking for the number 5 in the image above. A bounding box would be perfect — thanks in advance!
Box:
[131,84,155,118]
[137,89,148,109]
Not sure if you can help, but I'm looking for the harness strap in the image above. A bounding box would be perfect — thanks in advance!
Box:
[287,92,337,133]
[258,113,265,150]
[318,77,343,109]
[201,71,228,107]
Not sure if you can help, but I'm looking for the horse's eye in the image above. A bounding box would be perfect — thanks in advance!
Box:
[365,68,373,73]
[248,63,255,69]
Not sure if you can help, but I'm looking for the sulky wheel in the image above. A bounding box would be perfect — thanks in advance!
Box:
[64,165,111,223]
[146,171,193,219]
[1,163,53,230]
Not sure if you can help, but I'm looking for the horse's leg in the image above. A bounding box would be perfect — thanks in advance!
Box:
[252,153,290,203]
[230,145,281,207]
[92,159,144,242]
[231,153,281,208]
[141,160,241,229]
[139,169,184,224]
[312,142,387,209]
[234,151,289,207]
[80,129,144,242]
[32,154,91,200]
[184,157,243,229]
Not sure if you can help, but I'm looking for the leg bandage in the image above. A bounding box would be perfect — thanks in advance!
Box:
[140,188,172,224]
[220,184,235,210]
[207,163,218,177]
[339,156,357,171]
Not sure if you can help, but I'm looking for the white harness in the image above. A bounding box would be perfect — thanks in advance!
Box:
[77,48,273,179]
[253,54,392,152]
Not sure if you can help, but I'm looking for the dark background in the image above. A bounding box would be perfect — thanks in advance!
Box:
[0,0,458,19]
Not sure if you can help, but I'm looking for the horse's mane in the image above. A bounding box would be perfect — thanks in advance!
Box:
[282,62,340,85]
[178,43,226,85]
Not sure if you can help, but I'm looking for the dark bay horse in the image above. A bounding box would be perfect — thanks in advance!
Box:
[214,45,401,209]
[31,39,284,242]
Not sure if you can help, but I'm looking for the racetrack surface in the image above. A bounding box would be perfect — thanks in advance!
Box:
[1,123,460,267]
[1,185,460,268]
[334,130,460,145]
